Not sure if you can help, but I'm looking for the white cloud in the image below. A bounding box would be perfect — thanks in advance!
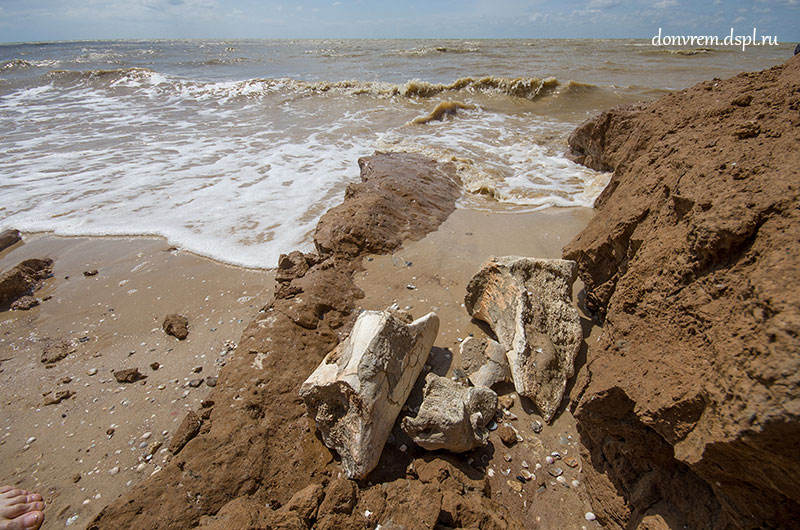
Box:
[529,11,550,22]
[333,1,341,5]
[587,0,621,8]
[652,0,678,8]
[732,15,745,23]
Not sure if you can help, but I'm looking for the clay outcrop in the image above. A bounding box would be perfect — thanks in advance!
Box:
[564,56,800,528]
[0,258,53,308]
[465,256,582,422]
[300,309,439,479]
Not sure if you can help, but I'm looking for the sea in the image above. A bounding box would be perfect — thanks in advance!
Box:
[0,39,792,268]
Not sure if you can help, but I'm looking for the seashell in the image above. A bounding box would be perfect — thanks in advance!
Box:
[520,469,533,480]
[548,467,563,477]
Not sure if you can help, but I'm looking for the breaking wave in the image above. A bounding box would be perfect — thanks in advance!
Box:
[644,47,717,56]
[408,101,477,125]
[26,68,583,102]
[1,58,61,71]
[396,45,481,56]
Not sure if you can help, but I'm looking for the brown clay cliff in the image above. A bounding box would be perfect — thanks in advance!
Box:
[564,56,800,528]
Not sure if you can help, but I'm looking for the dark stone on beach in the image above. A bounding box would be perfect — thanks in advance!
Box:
[163,313,189,340]
[113,368,145,383]
[150,362,160,370]
[188,378,203,388]
[0,229,21,252]
[497,425,517,447]
[11,296,39,310]
[168,411,201,455]
[83,269,98,277]
[41,339,76,365]
[0,258,53,307]
[205,377,218,387]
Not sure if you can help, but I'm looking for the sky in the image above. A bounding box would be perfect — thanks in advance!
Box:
[0,0,797,43]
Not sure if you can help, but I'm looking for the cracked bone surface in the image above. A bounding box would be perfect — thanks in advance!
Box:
[464,256,582,423]
[299,309,439,479]
[401,372,497,452]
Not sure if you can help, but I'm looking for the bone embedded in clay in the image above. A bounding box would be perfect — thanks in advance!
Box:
[464,256,582,423]
[299,309,439,479]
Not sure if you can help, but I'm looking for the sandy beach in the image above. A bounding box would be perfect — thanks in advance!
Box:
[0,235,273,528]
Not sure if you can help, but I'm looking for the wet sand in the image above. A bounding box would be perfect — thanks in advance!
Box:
[1,206,600,529]
[0,235,273,529]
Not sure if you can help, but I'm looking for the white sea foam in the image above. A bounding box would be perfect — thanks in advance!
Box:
[0,69,609,269]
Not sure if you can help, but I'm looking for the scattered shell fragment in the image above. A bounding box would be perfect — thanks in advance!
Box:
[109,466,120,475]
[487,420,498,431]
[556,476,567,486]
[87,368,98,376]
[531,420,543,433]
[548,467,563,477]
[585,512,597,521]
[545,456,555,465]
[520,469,533,480]
[566,458,579,468]
[506,479,523,493]
[25,436,36,444]
[571,479,580,488]
[503,454,512,462]
[487,468,495,477]
[521,460,529,468]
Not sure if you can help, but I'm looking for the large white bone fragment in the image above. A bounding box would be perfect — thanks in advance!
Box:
[299,309,439,479]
